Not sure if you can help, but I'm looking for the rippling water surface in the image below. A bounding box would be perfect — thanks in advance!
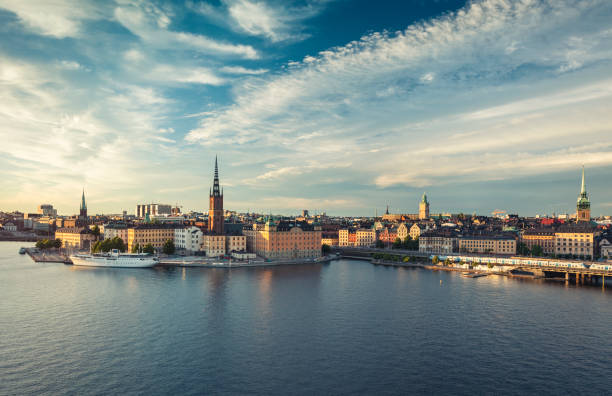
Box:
[1,241,611,395]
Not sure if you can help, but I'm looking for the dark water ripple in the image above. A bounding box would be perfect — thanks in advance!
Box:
[1,241,612,395]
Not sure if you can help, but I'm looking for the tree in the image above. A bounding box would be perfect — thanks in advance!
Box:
[517,242,530,256]
[322,244,331,254]
[143,243,155,254]
[531,244,543,257]
[93,237,126,253]
[392,237,403,249]
[375,239,385,249]
[403,256,411,262]
[131,243,141,253]
[432,255,440,265]
[53,239,62,248]
[444,258,451,266]
[91,225,100,237]
[162,239,175,255]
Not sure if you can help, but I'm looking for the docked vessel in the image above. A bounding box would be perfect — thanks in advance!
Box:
[19,247,27,254]
[70,249,157,268]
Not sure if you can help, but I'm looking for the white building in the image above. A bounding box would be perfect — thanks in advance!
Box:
[2,222,17,232]
[355,228,376,247]
[174,226,203,253]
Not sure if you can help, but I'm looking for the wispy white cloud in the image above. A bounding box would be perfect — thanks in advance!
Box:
[192,0,327,43]
[187,0,612,196]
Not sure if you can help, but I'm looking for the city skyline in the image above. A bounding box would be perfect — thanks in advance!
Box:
[1,0,612,215]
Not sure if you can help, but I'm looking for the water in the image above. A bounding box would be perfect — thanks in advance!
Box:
[1,241,611,395]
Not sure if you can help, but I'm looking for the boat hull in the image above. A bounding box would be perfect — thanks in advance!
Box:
[70,255,157,268]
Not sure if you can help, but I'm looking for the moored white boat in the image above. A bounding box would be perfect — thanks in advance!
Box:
[70,249,157,268]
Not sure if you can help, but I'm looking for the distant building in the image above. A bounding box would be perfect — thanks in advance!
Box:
[355,228,376,247]
[419,231,458,254]
[419,193,430,220]
[127,224,177,252]
[104,223,129,243]
[520,230,555,255]
[458,235,517,255]
[409,223,425,240]
[245,220,322,259]
[55,227,96,250]
[175,226,203,254]
[576,166,591,222]
[37,204,57,217]
[554,225,599,258]
[2,222,17,232]
[135,204,172,218]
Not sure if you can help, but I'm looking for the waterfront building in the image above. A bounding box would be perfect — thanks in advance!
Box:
[201,234,226,257]
[135,204,172,218]
[55,227,97,250]
[419,193,430,220]
[175,226,203,254]
[244,219,322,259]
[418,231,458,254]
[321,235,339,247]
[520,230,556,255]
[1,222,17,232]
[127,224,177,252]
[226,234,247,254]
[339,229,351,247]
[554,225,599,258]
[208,156,224,235]
[37,204,57,217]
[458,235,517,255]
[576,166,591,222]
[378,227,398,244]
[600,239,612,259]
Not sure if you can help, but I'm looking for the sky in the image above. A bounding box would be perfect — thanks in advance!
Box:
[1,0,611,217]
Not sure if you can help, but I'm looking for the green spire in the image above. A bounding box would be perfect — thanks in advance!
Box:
[421,192,428,204]
[577,165,590,209]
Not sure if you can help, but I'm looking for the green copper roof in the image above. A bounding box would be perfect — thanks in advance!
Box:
[421,192,428,204]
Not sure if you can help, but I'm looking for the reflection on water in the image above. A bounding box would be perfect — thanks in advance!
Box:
[1,242,611,395]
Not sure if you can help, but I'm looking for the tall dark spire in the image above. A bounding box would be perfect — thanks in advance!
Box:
[211,155,221,197]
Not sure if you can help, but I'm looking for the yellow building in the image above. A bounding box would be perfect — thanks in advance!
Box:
[458,235,516,255]
[226,234,246,254]
[554,226,599,258]
[245,220,322,259]
[409,223,425,240]
[419,193,430,220]
[127,225,176,252]
[55,227,97,250]
[321,237,339,247]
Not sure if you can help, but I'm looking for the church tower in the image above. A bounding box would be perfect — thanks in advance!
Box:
[419,192,430,220]
[208,156,224,234]
[79,189,87,219]
[576,166,591,222]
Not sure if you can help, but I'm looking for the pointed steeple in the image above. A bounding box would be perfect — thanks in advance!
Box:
[80,188,86,210]
[211,155,221,197]
[580,165,586,195]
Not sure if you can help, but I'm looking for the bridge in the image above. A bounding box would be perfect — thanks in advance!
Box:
[335,247,611,286]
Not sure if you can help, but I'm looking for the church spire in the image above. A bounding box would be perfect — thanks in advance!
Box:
[80,188,86,210]
[211,155,221,197]
[580,165,586,195]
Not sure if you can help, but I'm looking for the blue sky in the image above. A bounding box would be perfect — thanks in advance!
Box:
[1,0,612,217]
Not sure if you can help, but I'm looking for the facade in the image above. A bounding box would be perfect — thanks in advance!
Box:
[202,234,226,257]
[208,156,224,235]
[245,220,322,259]
[576,166,591,222]
[458,235,517,255]
[355,228,376,247]
[419,193,430,220]
[175,226,203,253]
[409,223,424,240]
[226,234,247,253]
[419,231,458,254]
[55,227,97,250]
[321,236,339,247]
[554,226,598,258]
[377,227,398,244]
[127,225,176,252]
[38,204,57,217]
[600,239,612,259]
[135,204,172,218]
[397,223,410,241]
[520,230,555,255]
[2,222,17,232]
[339,229,351,247]
[104,223,129,243]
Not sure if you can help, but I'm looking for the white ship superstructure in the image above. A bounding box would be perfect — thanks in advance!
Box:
[70,249,157,268]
